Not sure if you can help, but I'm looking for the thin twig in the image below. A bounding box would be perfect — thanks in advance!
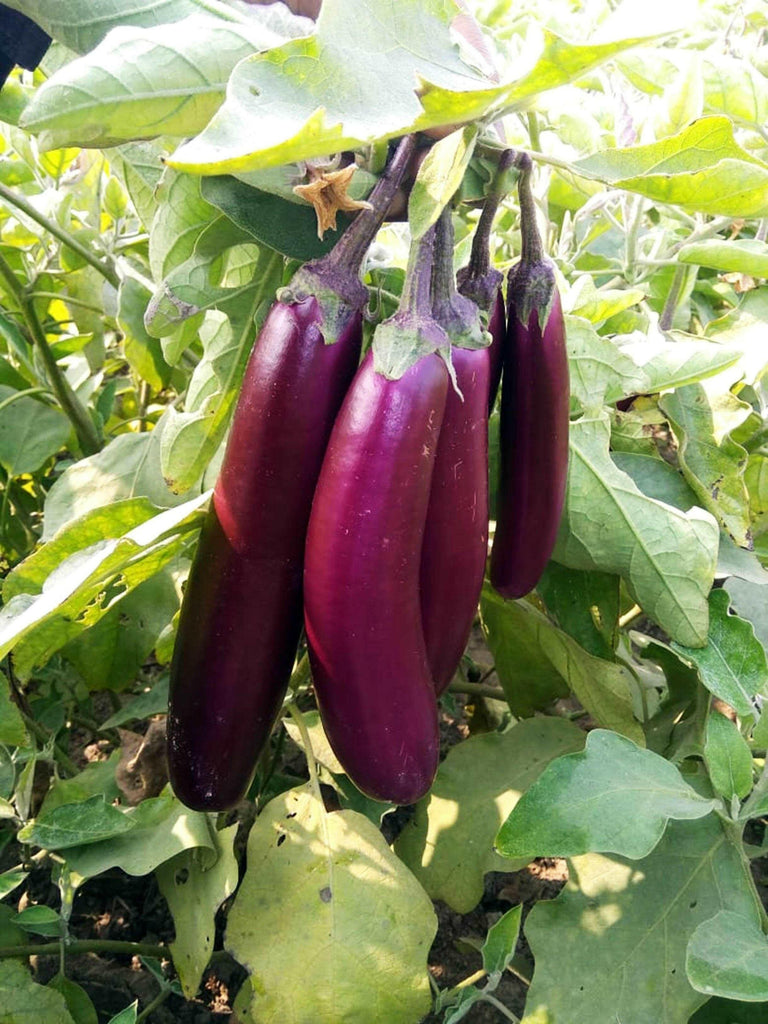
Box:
[0,250,101,455]
[0,182,119,289]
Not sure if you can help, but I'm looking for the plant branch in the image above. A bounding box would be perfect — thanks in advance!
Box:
[0,940,169,960]
[0,250,102,455]
[136,984,173,1023]
[287,702,321,802]
[448,681,507,701]
[0,183,119,289]
[659,264,690,332]
[20,711,80,777]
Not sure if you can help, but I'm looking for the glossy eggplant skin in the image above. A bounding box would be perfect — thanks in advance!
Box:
[486,289,506,412]
[420,345,490,694]
[489,285,569,599]
[303,350,448,804]
[167,297,362,810]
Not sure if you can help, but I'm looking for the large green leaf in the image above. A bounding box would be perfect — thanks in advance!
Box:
[156,824,239,1000]
[497,730,718,861]
[227,784,436,1024]
[687,911,768,1002]
[0,675,27,746]
[394,717,585,914]
[42,416,202,540]
[117,275,172,391]
[480,591,568,717]
[537,563,619,660]
[678,239,768,279]
[149,168,220,283]
[571,117,768,218]
[0,387,70,477]
[565,316,647,413]
[725,577,768,653]
[62,790,215,889]
[169,0,659,174]
[0,960,76,1024]
[21,15,305,150]
[615,332,742,394]
[0,495,206,668]
[659,384,750,546]
[481,589,642,741]
[554,413,718,646]
[521,816,763,1024]
[671,589,768,718]
[61,572,179,692]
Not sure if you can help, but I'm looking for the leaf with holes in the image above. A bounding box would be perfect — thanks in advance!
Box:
[228,784,436,1023]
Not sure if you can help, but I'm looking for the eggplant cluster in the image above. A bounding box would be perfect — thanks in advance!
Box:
[167,145,569,811]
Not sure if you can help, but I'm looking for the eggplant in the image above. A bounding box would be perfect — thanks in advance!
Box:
[421,209,490,695]
[304,229,447,804]
[167,136,416,811]
[489,152,569,600]
[456,148,515,412]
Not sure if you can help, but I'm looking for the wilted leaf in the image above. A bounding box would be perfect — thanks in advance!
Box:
[156,824,238,1000]
[228,784,436,1024]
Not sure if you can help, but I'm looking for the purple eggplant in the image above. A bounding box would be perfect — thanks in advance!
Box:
[456,149,515,411]
[489,152,569,600]
[421,209,490,694]
[167,136,416,811]
[303,229,447,804]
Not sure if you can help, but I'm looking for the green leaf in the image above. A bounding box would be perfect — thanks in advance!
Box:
[169,0,659,174]
[672,589,768,718]
[158,251,282,493]
[13,905,64,937]
[572,117,768,218]
[482,904,522,979]
[659,384,750,546]
[615,331,742,393]
[408,125,478,240]
[4,499,160,601]
[554,413,719,647]
[118,275,172,391]
[38,756,120,818]
[149,168,221,281]
[0,959,76,1023]
[228,784,436,1024]
[0,868,28,901]
[537,563,619,660]
[394,717,585,914]
[112,141,170,235]
[724,577,768,653]
[43,425,202,541]
[704,712,753,801]
[0,387,70,477]
[105,1004,138,1024]
[678,239,768,279]
[61,572,178,692]
[18,795,136,851]
[480,592,568,717]
[497,730,718,861]
[566,278,645,327]
[520,816,763,1024]
[21,16,299,150]
[282,708,344,775]
[687,911,768,1002]
[100,677,170,730]
[201,176,358,262]
[482,589,642,741]
[0,496,206,668]
[62,791,215,889]
[565,316,648,413]
[156,824,238,1000]
[47,974,98,1024]
[0,676,27,746]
